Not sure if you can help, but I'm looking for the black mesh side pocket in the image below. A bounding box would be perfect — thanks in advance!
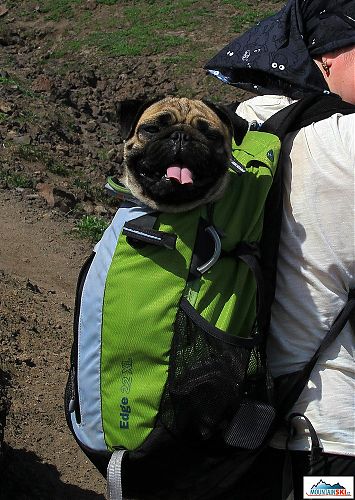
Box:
[161,298,262,442]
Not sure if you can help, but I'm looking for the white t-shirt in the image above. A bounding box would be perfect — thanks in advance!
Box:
[237,95,355,456]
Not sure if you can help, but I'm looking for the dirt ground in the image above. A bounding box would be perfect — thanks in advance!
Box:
[0,188,106,498]
[0,1,284,498]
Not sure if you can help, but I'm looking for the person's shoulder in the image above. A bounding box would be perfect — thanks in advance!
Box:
[237,95,295,123]
[312,112,355,157]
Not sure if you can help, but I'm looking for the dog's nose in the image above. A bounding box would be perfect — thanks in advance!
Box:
[170,130,191,144]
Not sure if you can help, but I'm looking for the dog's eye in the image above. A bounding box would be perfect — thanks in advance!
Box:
[206,130,223,142]
[196,120,223,142]
[138,124,160,135]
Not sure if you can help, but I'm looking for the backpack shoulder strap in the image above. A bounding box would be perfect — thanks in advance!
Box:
[277,289,355,416]
[260,93,355,139]
[292,94,355,130]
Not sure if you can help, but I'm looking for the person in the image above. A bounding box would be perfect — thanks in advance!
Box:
[205,1,355,498]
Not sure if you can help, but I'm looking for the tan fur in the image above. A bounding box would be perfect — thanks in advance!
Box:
[131,97,231,152]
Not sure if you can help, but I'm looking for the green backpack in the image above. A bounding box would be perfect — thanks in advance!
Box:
[65,94,355,500]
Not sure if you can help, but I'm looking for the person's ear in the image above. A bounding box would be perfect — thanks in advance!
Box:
[321,59,330,76]
[314,56,331,77]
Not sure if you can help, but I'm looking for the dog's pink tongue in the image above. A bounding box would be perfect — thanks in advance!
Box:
[166,165,193,185]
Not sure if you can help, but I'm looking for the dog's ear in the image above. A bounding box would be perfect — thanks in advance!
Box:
[223,102,249,145]
[116,98,162,141]
[116,99,147,141]
[202,99,248,146]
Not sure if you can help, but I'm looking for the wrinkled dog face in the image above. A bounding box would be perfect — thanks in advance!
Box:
[119,97,233,212]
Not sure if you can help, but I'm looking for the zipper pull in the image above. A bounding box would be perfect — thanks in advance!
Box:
[69,367,76,413]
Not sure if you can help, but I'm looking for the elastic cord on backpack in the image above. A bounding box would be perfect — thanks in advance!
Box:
[288,413,323,468]
[282,413,323,500]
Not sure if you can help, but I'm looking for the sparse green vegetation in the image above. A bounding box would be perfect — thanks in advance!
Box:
[0,169,33,189]
[88,29,186,57]
[73,178,103,200]
[0,76,17,86]
[47,162,70,177]
[40,0,214,58]
[15,110,40,125]
[163,53,200,66]
[0,75,36,97]
[0,112,9,123]
[76,215,109,241]
[97,0,119,4]
[25,0,278,76]
[17,145,47,162]
[86,0,201,58]
[222,0,277,31]
[16,145,70,177]
[73,177,91,191]
[97,149,110,161]
[37,0,82,21]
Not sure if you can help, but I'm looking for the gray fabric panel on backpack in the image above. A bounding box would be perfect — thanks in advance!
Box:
[70,203,153,451]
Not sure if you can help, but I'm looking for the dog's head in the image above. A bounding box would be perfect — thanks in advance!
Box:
[117,96,242,212]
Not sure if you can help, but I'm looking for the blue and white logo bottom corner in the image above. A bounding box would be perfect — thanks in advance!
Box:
[303,476,354,498]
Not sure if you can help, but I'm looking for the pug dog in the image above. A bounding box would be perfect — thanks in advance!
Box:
[117,96,247,213]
